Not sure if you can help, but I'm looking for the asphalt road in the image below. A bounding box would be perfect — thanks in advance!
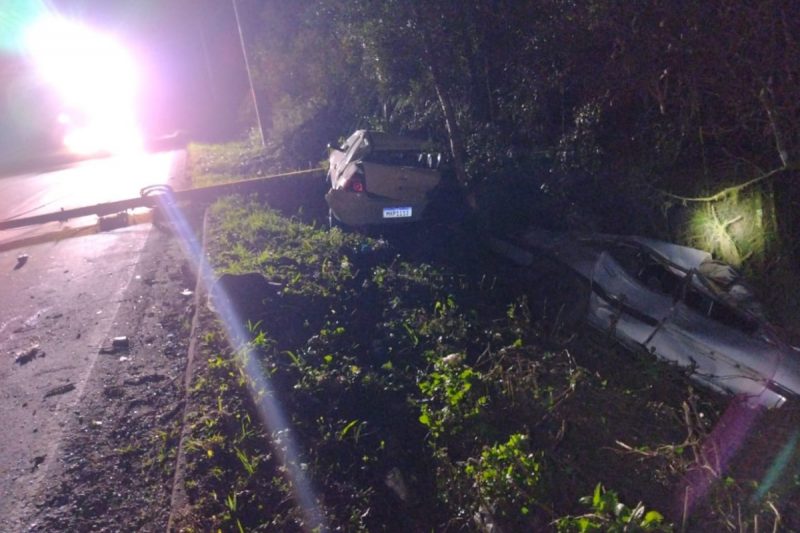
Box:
[0,151,185,245]
[0,150,187,527]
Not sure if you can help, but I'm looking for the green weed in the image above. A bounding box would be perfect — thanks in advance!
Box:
[418,359,489,439]
[556,483,670,532]
[465,433,544,519]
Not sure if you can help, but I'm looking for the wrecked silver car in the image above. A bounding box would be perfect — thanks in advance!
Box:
[490,230,800,408]
[325,130,442,226]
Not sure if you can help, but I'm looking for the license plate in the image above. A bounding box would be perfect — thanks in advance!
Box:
[383,207,412,218]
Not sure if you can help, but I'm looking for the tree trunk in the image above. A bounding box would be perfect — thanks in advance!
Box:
[413,5,474,208]
[433,80,469,188]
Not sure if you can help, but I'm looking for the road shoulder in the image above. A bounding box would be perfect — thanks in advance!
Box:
[20,227,196,532]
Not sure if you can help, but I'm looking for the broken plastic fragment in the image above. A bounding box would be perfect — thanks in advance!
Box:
[100,336,130,354]
[112,336,130,349]
[15,345,45,365]
[441,353,463,366]
[98,212,129,232]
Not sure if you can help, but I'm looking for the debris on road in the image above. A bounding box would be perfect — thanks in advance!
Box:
[103,386,124,399]
[98,212,129,232]
[123,374,166,386]
[44,383,76,398]
[14,345,45,366]
[99,336,130,354]
[31,455,46,472]
[14,254,29,270]
[112,336,130,350]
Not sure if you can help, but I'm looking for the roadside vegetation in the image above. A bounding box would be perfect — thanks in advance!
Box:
[170,142,800,532]
[171,2,800,530]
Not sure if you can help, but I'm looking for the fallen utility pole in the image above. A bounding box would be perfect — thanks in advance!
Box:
[0,168,325,231]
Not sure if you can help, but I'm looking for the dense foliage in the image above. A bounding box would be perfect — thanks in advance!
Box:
[239,0,799,234]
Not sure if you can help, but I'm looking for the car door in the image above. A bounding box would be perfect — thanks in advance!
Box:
[587,249,676,348]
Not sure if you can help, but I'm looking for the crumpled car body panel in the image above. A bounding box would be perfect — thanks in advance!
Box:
[500,230,800,408]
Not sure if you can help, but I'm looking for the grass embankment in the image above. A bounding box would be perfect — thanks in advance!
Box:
[173,140,800,532]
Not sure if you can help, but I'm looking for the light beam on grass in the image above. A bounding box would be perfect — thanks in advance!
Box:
[156,192,327,532]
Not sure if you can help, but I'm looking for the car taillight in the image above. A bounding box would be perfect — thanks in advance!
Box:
[345,173,366,193]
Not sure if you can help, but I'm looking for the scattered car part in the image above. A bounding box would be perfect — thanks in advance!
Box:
[112,337,130,350]
[14,254,28,270]
[15,345,44,366]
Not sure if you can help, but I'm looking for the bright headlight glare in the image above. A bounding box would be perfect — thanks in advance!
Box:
[26,16,142,155]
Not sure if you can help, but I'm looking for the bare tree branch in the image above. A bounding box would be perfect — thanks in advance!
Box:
[655,164,795,203]
[759,86,792,167]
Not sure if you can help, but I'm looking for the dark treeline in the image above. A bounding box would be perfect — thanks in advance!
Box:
[242,0,798,273]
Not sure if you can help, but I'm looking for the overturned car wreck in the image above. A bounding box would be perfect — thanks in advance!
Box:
[325,130,442,226]
[490,230,800,408]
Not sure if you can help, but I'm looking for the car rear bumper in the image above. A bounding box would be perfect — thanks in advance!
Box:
[325,189,429,226]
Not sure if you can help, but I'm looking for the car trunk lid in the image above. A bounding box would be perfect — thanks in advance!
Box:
[361,161,440,201]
